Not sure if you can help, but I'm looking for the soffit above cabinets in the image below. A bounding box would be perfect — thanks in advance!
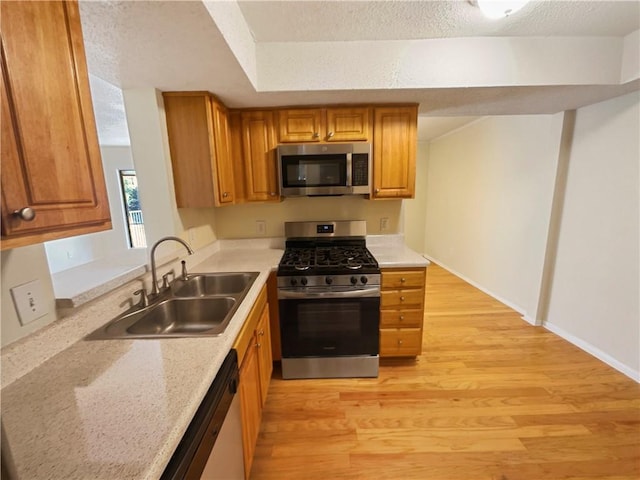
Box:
[78,0,639,145]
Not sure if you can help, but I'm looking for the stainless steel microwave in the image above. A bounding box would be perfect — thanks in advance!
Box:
[277,143,372,197]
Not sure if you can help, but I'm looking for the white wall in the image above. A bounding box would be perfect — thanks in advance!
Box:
[402,141,428,253]
[44,146,146,273]
[123,88,217,253]
[545,92,640,378]
[424,114,564,318]
[1,245,57,347]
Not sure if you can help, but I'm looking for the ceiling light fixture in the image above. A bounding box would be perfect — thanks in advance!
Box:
[472,0,531,19]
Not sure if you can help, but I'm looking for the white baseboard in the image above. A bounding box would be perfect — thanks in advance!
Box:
[423,254,528,318]
[544,321,640,383]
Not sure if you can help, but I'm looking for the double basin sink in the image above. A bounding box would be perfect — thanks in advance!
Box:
[87,272,259,340]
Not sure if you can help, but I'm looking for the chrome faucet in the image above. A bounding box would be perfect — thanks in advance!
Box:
[149,236,194,297]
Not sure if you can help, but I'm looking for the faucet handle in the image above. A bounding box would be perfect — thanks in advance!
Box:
[161,270,175,290]
[133,288,149,308]
[181,260,188,280]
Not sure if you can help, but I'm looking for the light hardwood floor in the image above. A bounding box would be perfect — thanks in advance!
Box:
[250,264,640,480]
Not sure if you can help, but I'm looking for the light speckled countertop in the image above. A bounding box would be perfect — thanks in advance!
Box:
[1,238,427,480]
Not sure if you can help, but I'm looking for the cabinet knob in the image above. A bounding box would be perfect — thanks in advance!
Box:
[270,192,276,196]
[12,207,36,221]
[258,330,264,336]
[312,132,320,138]
[399,315,404,321]
[398,339,403,345]
[256,343,261,348]
[222,192,229,198]
[375,189,380,194]
[327,131,334,138]
[400,278,406,283]
[400,296,405,301]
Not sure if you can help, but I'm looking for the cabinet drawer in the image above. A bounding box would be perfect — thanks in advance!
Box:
[380,309,423,328]
[381,270,425,289]
[380,328,422,357]
[380,289,424,309]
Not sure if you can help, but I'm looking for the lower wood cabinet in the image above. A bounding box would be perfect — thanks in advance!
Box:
[379,267,426,357]
[238,337,262,477]
[234,285,272,479]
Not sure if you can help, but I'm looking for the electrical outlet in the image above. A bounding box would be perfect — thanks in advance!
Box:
[10,279,48,326]
[380,217,389,231]
[256,220,266,236]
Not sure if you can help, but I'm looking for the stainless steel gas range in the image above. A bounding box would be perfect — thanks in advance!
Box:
[277,220,380,379]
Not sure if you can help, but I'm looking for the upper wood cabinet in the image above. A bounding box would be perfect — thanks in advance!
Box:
[240,111,279,202]
[372,106,418,199]
[277,107,371,143]
[163,92,235,207]
[0,1,111,250]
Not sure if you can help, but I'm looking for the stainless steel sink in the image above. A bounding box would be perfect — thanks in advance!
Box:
[86,272,259,340]
[172,272,258,297]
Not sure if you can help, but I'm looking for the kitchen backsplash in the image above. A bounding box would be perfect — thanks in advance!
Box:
[214,196,402,239]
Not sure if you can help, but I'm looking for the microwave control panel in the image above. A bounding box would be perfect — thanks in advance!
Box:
[352,154,369,186]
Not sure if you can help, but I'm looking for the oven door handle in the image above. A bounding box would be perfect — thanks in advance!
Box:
[278,288,380,299]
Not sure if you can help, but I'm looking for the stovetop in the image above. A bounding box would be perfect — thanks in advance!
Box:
[278,238,379,276]
[277,220,380,277]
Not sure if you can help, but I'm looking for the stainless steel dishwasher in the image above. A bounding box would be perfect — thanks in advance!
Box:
[161,349,245,480]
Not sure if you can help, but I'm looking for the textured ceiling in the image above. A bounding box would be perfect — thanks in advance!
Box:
[237,0,640,41]
[78,0,640,145]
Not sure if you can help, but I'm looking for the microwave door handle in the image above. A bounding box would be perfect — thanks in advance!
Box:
[346,152,352,188]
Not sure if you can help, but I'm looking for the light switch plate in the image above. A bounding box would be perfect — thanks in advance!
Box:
[10,279,48,326]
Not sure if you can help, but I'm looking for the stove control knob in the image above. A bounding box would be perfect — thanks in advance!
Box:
[325,277,333,285]
[350,276,358,285]
[360,276,368,285]
[301,277,308,286]
[290,278,298,287]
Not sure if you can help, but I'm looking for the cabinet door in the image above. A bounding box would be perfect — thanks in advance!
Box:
[238,341,262,479]
[163,92,235,207]
[241,111,279,202]
[381,289,425,309]
[1,1,110,245]
[164,93,216,207]
[372,106,417,199]
[256,305,273,407]
[326,107,371,142]
[380,328,422,357]
[210,98,235,205]
[381,269,425,289]
[277,108,323,143]
[380,309,423,328]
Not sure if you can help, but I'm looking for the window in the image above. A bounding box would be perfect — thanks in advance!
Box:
[119,170,147,248]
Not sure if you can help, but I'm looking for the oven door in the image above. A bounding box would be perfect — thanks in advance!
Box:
[279,292,380,358]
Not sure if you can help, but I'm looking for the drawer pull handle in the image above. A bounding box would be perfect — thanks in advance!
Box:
[255,343,261,348]
[400,277,406,283]
[399,315,404,321]
[400,296,405,301]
